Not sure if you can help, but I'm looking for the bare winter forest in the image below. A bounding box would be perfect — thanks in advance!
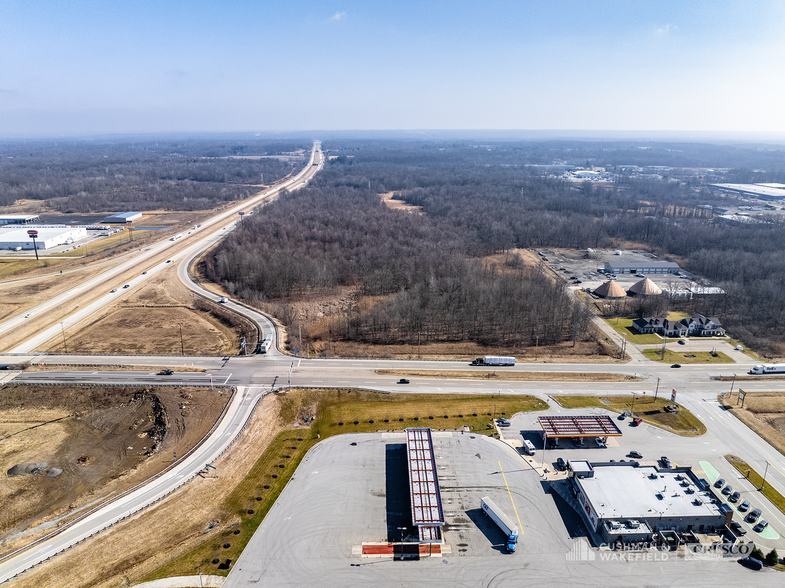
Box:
[203,140,785,355]
[0,138,307,211]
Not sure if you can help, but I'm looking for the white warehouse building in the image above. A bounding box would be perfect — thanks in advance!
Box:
[0,226,87,250]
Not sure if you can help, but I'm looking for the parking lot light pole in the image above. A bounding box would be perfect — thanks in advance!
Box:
[761,461,770,491]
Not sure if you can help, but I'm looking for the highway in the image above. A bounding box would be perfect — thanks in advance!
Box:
[0,142,322,354]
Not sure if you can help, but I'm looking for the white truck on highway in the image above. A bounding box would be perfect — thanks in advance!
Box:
[480,497,518,553]
[749,363,785,375]
[470,356,516,366]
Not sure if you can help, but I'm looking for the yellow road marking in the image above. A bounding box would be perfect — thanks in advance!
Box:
[499,461,523,536]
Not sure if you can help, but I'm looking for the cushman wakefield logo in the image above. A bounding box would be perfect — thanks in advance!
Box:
[567,539,753,563]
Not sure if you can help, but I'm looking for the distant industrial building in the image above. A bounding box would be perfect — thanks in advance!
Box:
[568,461,730,544]
[102,212,142,223]
[0,226,87,250]
[711,183,785,201]
[0,215,40,225]
[604,260,680,275]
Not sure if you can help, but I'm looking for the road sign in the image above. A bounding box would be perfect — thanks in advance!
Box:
[738,390,746,407]
[671,389,677,402]
[27,230,38,236]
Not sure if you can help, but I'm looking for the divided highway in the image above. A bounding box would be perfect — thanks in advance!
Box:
[0,142,322,354]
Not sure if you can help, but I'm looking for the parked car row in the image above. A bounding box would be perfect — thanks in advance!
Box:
[715,478,770,537]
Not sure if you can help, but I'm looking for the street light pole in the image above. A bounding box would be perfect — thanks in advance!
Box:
[654,377,660,401]
[761,461,770,491]
[179,325,184,356]
[60,322,68,354]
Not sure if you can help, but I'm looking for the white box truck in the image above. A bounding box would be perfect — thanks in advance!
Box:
[523,440,536,455]
[470,356,516,366]
[749,364,785,375]
[480,497,518,553]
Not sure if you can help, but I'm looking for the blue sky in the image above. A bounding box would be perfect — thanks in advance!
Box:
[1,1,784,136]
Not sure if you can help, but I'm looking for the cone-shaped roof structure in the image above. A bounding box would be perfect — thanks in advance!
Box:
[628,277,662,296]
[594,279,627,298]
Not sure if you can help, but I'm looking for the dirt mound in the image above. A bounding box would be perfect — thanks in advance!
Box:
[0,383,230,555]
[7,462,48,476]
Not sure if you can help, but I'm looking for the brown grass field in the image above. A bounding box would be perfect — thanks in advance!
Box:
[719,391,785,457]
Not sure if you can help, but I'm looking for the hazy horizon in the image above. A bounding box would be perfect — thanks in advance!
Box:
[3,1,784,138]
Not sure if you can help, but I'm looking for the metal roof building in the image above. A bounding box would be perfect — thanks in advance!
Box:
[102,212,142,223]
[406,428,444,543]
[0,226,87,250]
[604,260,680,275]
[0,215,40,225]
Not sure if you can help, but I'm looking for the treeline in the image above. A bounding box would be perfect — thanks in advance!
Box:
[325,143,785,354]
[204,178,593,347]
[205,140,785,354]
[0,138,307,211]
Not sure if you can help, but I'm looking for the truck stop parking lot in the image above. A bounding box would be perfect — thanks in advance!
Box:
[224,429,777,587]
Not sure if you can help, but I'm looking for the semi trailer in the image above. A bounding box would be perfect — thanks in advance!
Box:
[749,364,785,374]
[470,356,516,366]
[480,497,518,553]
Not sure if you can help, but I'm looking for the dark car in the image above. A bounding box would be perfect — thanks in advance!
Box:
[739,500,750,512]
[671,363,681,368]
[618,413,626,420]
[497,418,511,427]
[628,451,643,459]
[158,369,173,375]
[729,521,747,536]
[753,519,769,533]
[632,417,642,426]
[746,508,762,523]
[722,485,733,496]
[729,491,741,503]
[397,379,410,384]
[738,556,763,570]
[678,339,686,345]
[714,478,726,489]
[556,457,566,471]
[661,456,673,468]
[123,284,130,288]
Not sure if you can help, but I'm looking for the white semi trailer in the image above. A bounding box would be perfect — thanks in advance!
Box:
[749,364,785,375]
[470,356,516,366]
[480,497,518,553]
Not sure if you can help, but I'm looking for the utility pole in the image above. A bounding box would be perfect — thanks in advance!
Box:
[60,322,68,354]
[418,332,421,359]
[761,461,770,491]
[654,377,660,401]
[179,325,185,356]
[299,325,302,355]
[288,362,293,392]
[729,373,737,398]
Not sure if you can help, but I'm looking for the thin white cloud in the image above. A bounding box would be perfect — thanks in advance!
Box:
[655,24,677,36]
[329,11,346,22]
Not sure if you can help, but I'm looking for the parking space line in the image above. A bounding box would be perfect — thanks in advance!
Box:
[498,461,523,536]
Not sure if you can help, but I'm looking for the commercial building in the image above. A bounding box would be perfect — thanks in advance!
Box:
[0,226,87,250]
[604,260,680,275]
[0,215,40,225]
[568,461,730,544]
[711,183,785,201]
[102,212,142,223]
